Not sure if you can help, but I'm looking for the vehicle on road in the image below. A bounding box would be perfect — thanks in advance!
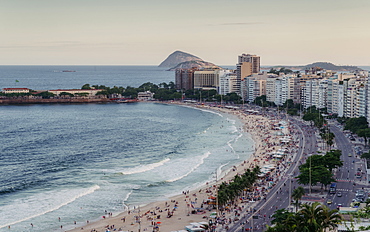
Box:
[337,192,342,197]
[348,154,352,157]
[329,183,337,194]
[327,199,332,204]
[337,204,342,209]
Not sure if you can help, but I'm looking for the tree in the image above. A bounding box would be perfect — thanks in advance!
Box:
[35,91,55,99]
[296,155,336,191]
[81,84,91,89]
[357,128,370,145]
[344,117,368,134]
[322,150,343,173]
[267,202,341,232]
[292,187,305,212]
[59,92,74,97]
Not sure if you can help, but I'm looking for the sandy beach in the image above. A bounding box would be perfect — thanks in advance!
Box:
[67,104,298,232]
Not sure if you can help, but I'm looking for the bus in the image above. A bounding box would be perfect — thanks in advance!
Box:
[329,183,337,194]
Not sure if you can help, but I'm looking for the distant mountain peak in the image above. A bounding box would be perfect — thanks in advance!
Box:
[158,50,203,68]
[271,62,363,72]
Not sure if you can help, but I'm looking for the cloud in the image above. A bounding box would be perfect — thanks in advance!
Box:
[210,22,264,26]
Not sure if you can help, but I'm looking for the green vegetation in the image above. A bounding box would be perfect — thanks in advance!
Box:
[217,167,260,211]
[343,117,368,134]
[254,95,275,107]
[296,150,343,191]
[302,106,335,149]
[292,186,305,212]
[281,99,302,116]
[267,202,341,232]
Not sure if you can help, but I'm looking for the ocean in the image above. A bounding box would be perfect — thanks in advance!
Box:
[0,66,254,231]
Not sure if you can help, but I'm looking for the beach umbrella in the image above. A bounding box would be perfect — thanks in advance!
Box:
[157,222,161,224]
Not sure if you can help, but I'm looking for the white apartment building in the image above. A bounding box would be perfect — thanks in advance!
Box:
[219,72,238,95]
[265,74,299,106]
[302,78,327,109]
[243,72,270,102]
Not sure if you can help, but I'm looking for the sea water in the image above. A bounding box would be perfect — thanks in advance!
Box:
[0,66,254,231]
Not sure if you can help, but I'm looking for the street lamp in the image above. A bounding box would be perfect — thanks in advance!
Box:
[288,174,293,211]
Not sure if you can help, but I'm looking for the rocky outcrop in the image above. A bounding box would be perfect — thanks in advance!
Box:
[159,50,221,70]
[168,60,221,71]
[159,51,203,68]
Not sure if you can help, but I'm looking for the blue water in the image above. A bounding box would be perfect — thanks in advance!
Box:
[0,66,254,232]
[0,65,174,90]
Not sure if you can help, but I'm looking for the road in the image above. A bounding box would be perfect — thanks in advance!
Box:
[227,116,319,232]
[326,123,368,211]
[224,117,368,232]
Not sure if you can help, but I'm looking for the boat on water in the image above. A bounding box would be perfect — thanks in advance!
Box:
[62,70,76,72]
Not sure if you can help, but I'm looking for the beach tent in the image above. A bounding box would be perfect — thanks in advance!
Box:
[185,222,206,232]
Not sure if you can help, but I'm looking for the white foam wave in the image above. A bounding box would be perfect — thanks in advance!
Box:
[121,158,170,175]
[179,105,224,118]
[0,185,100,229]
[197,108,223,117]
[165,152,211,183]
[122,190,134,210]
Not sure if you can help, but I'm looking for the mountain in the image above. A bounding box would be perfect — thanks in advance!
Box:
[159,51,203,68]
[303,62,362,71]
[270,62,363,71]
[168,60,221,71]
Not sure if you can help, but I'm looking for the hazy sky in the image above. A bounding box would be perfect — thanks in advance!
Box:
[1,0,370,66]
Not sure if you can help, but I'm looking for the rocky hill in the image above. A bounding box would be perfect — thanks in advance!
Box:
[159,51,203,68]
[168,60,221,71]
[271,62,362,71]
[159,50,220,70]
[303,62,362,71]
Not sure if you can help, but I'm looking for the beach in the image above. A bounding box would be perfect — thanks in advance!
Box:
[67,104,298,232]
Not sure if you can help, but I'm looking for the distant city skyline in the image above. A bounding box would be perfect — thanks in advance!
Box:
[1,0,370,66]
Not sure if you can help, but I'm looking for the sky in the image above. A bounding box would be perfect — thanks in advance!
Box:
[1,0,370,66]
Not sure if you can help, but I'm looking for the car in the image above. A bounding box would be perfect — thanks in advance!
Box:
[348,154,352,157]
[327,200,333,204]
[337,192,342,197]
[337,204,343,209]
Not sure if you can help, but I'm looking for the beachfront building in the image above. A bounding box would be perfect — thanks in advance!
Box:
[137,91,154,101]
[327,78,345,117]
[242,72,270,102]
[219,72,238,95]
[194,69,226,91]
[265,74,300,106]
[287,75,301,104]
[2,88,30,94]
[175,67,198,90]
[302,78,327,109]
[48,89,103,97]
[236,53,260,95]
[342,77,367,118]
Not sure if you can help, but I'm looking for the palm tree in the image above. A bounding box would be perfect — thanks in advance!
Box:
[291,186,305,212]
[298,202,341,232]
[320,205,342,231]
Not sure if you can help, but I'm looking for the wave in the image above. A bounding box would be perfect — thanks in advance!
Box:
[121,158,170,175]
[197,108,223,118]
[122,190,133,211]
[0,185,100,229]
[146,181,168,187]
[179,104,224,118]
[165,152,211,183]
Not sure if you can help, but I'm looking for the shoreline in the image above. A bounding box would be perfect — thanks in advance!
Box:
[67,103,295,232]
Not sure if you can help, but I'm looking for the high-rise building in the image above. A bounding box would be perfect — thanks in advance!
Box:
[194,69,225,90]
[175,67,198,90]
[236,54,260,95]
[219,72,238,95]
